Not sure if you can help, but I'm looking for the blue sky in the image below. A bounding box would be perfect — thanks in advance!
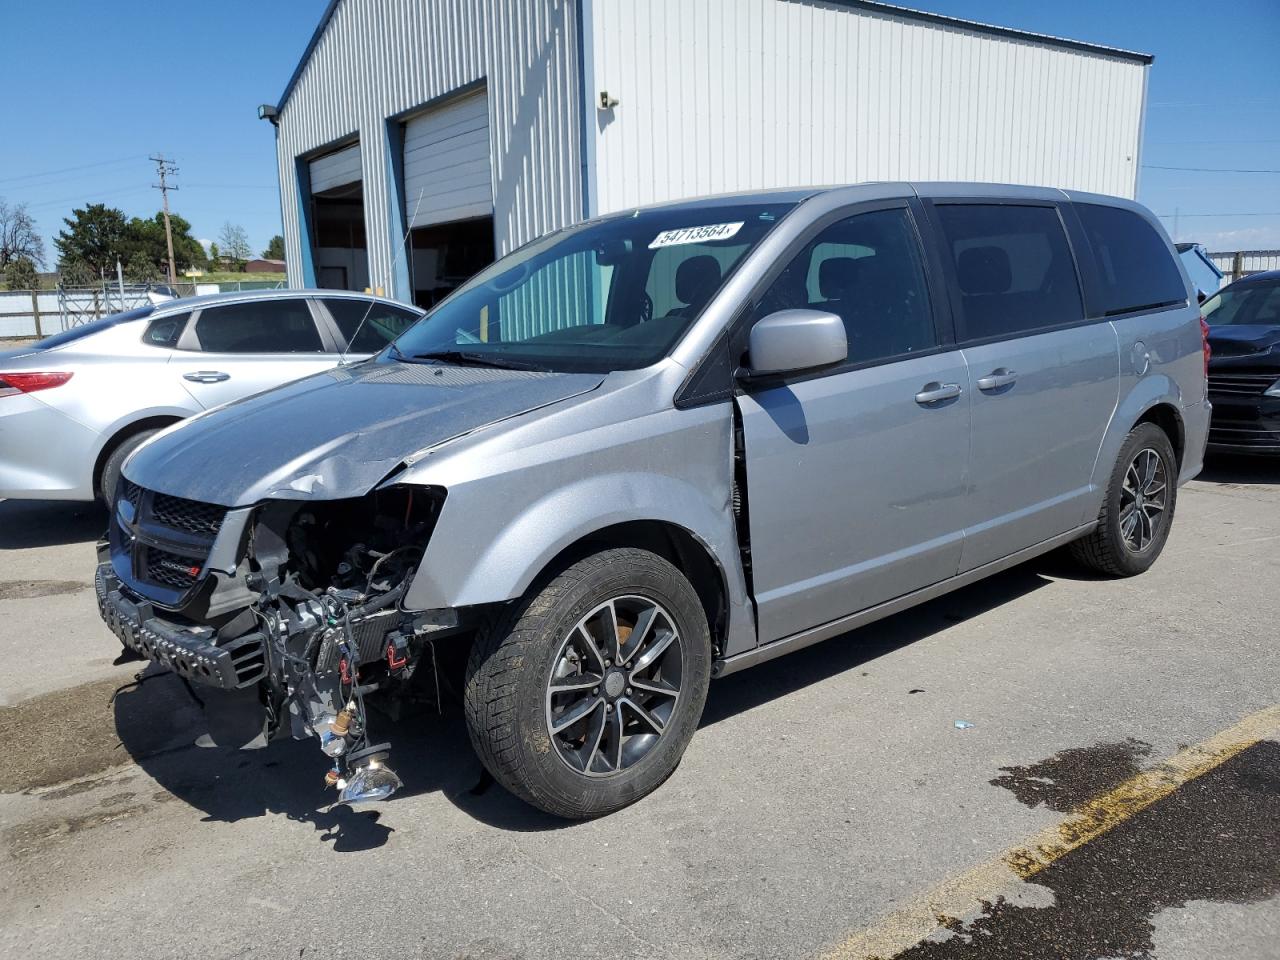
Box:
[2,0,1277,268]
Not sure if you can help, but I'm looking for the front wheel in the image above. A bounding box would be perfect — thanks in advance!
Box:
[464,548,712,818]
[1070,422,1178,577]
[98,428,159,505]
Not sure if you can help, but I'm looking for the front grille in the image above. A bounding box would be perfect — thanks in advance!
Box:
[142,546,203,590]
[1207,373,1277,398]
[119,477,143,511]
[1208,422,1280,448]
[151,493,226,536]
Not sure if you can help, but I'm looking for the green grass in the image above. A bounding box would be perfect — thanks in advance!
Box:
[189,272,287,283]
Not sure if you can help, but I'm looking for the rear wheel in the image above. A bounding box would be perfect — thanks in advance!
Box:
[1070,422,1177,576]
[98,428,160,505]
[464,548,711,818]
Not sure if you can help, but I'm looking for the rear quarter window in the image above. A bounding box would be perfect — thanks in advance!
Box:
[143,312,189,348]
[1073,204,1187,316]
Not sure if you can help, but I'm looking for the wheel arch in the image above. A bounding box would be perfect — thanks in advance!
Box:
[1135,402,1186,468]
[91,414,187,495]
[1090,376,1188,508]
[529,520,731,657]
[404,473,758,659]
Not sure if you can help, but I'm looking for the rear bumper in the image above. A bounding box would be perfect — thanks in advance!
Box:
[1179,397,1212,484]
[95,562,268,690]
[0,393,98,499]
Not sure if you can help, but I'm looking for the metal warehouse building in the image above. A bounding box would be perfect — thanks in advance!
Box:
[266,0,1153,306]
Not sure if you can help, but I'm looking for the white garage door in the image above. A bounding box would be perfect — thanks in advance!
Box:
[402,91,493,228]
[309,142,362,195]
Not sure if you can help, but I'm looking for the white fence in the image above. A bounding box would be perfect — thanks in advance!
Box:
[1209,250,1280,282]
[0,290,72,340]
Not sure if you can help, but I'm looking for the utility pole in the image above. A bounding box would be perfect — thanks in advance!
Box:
[150,154,179,283]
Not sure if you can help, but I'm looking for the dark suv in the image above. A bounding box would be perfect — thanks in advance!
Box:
[1204,270,1280,454]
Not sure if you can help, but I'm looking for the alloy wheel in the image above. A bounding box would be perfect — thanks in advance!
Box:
[545,595,683,778]
[1119,447,1168,553]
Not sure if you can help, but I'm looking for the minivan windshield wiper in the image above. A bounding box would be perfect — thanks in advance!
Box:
[391,346,550,372]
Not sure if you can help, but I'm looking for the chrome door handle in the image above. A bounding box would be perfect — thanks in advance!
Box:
[183,371,230,384]
[976,368,1018,392]
[915,382,962,406]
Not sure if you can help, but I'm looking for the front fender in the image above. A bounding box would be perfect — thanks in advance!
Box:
[405,473,756,657]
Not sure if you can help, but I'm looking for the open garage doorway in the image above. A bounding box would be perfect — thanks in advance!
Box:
[308,142,369,291]
[407,216,494,308]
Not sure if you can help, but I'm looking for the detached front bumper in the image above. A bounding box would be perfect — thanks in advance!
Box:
[95,563,268,690]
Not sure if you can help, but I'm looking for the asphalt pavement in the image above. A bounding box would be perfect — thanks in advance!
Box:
[0,457,1277,960]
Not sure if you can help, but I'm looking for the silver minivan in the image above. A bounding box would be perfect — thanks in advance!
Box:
[96,183,1210,817]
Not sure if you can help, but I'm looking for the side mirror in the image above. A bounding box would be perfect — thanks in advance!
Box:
[741,309,847,378]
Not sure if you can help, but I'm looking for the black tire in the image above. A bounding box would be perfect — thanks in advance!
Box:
[1070,422,1178,577]
[464,548,712,819]
[98,428,159,505]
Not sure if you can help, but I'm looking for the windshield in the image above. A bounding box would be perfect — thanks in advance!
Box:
[1202,279,1280,327]
[387,201,797,372]
[30,305,156,350]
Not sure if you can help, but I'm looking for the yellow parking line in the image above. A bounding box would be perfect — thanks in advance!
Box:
[823,704,1280,960]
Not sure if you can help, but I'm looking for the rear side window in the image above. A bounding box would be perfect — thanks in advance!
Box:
[933,204,1084,341]
[143,312,188,348]
[1074,204,1187,316]
[193,300,324,354]
[322,298,421,352]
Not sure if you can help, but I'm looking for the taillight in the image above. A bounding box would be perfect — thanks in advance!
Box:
[0,372,74,398]
[1199,316,1211,379]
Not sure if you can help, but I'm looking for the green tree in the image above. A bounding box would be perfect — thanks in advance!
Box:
[262,234,285,260]
[127,212,207,277]
[124,252,161,283]
[208,242,221,268]
[57,259,95,287]
[55,203,130,279]
[3,256,38,290]
[218,222,252,271]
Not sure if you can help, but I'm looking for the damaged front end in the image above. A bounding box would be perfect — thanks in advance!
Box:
[96,478,459,804]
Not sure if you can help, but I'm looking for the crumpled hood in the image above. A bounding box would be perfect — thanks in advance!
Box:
[125,360,604,505]
[1207,324,1280,358]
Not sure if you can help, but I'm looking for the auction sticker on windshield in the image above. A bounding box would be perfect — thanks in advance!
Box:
[648,222,744,249]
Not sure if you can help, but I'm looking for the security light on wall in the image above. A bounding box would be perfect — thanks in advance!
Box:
[258,103,279,124]
[598,91,619,110]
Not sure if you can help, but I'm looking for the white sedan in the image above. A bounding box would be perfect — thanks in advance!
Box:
[0,289,423,503]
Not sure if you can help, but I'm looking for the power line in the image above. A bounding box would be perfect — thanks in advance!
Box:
[183,182,278,189]
[0,156,144,186]
[1147,138,1280,145]
[1144,164,1280,174]
[23,185,153,211]
[1157,212,1280,218]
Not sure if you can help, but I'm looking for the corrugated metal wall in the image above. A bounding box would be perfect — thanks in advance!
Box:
[584,0,1149,217]
[276,0,584,297]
